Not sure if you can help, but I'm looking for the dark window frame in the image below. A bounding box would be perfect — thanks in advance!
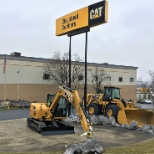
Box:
[106,76,111,81]
[43,74,50,80]
[130,77,134,82]
[119,77,123,82]
[78,74,83,81]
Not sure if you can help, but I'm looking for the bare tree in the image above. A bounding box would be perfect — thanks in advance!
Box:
[149,71,154,93]
[138,71,154,100]
[44,51,84,89]
[149,71,154,108]
[138,77,149,99]
[91,67,109,93]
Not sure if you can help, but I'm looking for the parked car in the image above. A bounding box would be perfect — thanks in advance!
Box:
[137,100,144,104]
[143,99,153,104]
[137,99,153,104]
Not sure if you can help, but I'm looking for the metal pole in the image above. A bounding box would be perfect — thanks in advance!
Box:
[69,36,71,89]
[4,55,7,101]
[17,65,20,101]
[68,36,72,116]
[18,79,19,100]
[84,31,88,110]
[4,72,6,101]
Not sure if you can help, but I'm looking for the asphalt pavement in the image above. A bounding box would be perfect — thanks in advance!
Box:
[0,103,153,121]
[135,103,154,110]
[0,108,29,120]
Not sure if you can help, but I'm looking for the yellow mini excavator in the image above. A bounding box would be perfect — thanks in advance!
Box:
[86,86,154,127]
[27,85,93,137]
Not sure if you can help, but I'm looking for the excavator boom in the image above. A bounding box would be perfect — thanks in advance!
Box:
[27,85,92,137]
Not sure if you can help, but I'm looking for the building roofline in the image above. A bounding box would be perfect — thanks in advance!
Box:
[0,54,138,70]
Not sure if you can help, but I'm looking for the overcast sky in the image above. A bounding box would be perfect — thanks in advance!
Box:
[0,0,154,80]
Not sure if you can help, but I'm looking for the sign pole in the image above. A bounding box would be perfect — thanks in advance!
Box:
[69,36,72,89]
[68,36,72,116]
[84,31,88,110]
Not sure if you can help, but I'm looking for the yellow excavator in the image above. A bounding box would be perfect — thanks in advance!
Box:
[86,86,154,127]
[27,85,92,138]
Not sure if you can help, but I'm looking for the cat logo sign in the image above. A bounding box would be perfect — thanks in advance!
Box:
[88,1,108,27]
[90,7,104,19]
[56,0,108,36]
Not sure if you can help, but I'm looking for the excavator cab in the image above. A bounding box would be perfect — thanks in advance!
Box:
[47,94,67,117]
[103,86,120,101]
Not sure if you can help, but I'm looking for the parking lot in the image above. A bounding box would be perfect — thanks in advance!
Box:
[0,108,154,153]
[135,103,154,110]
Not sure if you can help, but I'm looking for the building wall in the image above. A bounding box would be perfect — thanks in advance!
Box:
[117,85,136,102]
[87,66,137,86]
[0,60,53,84]
[0,55,138,102]
[0,84,57,102]
[0,84,137,102]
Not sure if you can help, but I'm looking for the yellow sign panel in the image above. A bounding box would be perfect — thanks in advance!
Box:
[56,7,88,36]
[56,1,108,36]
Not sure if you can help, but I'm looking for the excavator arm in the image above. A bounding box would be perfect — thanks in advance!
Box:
[27,85,93,138]
[49,85,93,138]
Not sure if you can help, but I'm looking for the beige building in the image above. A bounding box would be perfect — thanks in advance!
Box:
[0,53,138,102]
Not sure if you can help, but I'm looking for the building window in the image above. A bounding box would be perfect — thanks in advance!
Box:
[78,74,83,81]
[138,95,141,100]
[119,77,123,82]
[43,74,50,80]
[130,77,134,82]
[106,76,111,81]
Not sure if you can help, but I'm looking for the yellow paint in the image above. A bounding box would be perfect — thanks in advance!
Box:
[56,7,88,36]
[105,0,108,23]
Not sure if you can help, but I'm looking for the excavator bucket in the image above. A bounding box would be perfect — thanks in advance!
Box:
[117,108,154,127]
[27,118,75,135]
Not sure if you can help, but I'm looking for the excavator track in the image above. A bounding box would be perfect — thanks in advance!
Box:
[27,118,75,135]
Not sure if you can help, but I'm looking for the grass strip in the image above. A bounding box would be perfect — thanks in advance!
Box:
[104,139,154,154]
